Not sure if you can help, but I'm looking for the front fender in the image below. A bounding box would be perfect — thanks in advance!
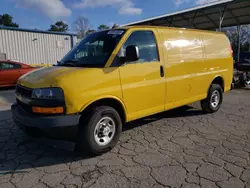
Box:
[79,95,128,121]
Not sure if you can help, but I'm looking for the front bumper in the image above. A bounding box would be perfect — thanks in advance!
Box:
[11,103,81,140]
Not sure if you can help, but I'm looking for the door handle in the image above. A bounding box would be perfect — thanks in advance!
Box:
[160,65,164,77]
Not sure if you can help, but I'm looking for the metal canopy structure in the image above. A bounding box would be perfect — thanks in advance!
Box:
[121,0,250,31]
[120,0,250,63]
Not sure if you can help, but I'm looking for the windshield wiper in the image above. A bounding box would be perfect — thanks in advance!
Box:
[57,60,103,68]
[58,60,78,67]
[76,63,103,68]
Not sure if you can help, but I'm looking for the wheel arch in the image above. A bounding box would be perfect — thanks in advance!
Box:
[79,96,127,124]
[209,76,225,92]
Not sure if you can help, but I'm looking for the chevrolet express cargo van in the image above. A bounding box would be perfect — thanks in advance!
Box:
[11,26,234,155]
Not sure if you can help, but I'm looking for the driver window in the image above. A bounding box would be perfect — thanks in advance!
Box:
[119,30,159,64]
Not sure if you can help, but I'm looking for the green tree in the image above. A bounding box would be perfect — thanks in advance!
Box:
[97,24,109,31]
[0,14,19,28]
[48,21,68,32]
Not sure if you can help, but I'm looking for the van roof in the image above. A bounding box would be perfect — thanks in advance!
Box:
[118,25,224,35]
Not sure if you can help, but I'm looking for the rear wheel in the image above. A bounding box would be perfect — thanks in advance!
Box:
[201,84,223,113]
[75,106,122,156]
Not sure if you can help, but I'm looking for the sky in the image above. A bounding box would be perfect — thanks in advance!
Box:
[1,0,220,32]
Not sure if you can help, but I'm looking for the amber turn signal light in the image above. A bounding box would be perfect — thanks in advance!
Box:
[32,106,64,114]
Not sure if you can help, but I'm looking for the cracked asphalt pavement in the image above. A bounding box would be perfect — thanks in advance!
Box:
[0,88,250,188]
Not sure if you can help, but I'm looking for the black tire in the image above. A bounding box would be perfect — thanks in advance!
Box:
[75,106,122,156]
[201,84,223,113]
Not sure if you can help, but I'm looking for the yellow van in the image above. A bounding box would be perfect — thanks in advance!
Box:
[11,26,233,155]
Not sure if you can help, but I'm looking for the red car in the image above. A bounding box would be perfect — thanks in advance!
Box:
[0,60,39,87]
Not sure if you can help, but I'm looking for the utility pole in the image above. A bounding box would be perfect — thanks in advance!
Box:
[237,25,241,63]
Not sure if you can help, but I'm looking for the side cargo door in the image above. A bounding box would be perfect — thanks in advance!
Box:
[158,29,197,109]
[117,29,166,121]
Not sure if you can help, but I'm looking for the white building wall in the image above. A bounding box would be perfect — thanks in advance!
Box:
[0,29,77,66]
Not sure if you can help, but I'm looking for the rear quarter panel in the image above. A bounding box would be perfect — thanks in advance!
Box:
[201,32,233,92]
[157,28,233,110]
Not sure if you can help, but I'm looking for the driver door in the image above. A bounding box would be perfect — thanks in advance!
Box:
[117,30,165,121]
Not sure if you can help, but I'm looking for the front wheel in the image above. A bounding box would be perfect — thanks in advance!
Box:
[201,84,223,113]
[75,106,122,156]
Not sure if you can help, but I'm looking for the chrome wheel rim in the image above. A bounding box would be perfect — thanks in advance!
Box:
[94,117,116,146]
[210,90,220,108]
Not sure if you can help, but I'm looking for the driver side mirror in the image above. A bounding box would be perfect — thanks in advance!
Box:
[125,45,139,62]
[119,45,139,63]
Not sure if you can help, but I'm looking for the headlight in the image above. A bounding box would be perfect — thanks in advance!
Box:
[32,88,64,99]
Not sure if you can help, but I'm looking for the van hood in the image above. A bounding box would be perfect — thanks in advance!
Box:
[18,66,80,88]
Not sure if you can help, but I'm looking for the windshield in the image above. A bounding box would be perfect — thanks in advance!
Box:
[59,29,126,67]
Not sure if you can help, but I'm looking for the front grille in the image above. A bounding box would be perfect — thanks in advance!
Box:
[16,85,33,98]
[17,99,32,113]
[16,85,33,113]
